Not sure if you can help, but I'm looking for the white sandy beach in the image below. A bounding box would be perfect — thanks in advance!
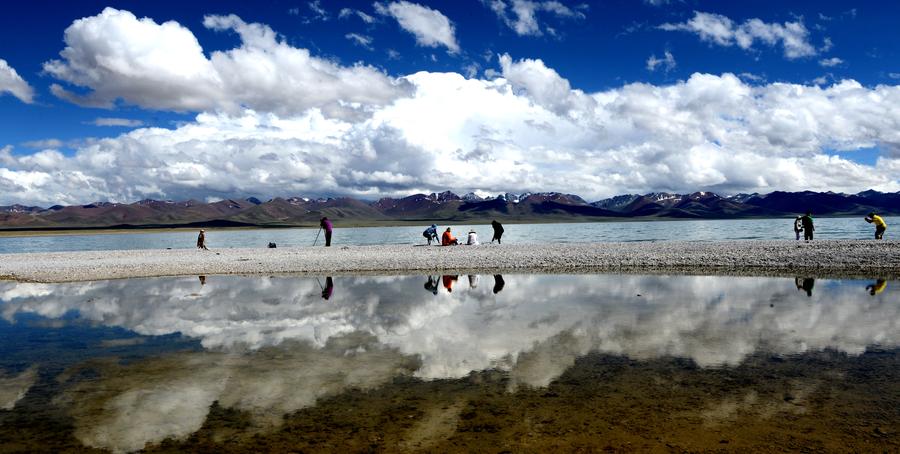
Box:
[1,240,899,283]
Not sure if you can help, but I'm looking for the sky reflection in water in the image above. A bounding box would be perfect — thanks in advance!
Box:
[0,274,896,452]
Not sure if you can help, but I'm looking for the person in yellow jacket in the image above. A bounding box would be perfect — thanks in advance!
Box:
[865,212,887,239]
[866,279,887,296]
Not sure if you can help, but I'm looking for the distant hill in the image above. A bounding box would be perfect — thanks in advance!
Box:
[1,190,898,230]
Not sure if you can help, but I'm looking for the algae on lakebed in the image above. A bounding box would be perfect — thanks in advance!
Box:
[176,349,900,452]
[4,348,896,452]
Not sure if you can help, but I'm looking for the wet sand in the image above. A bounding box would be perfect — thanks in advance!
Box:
[1,240,899,283]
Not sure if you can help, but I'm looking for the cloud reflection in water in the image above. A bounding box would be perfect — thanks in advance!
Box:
[1,275,897,373]
[1,274,897,452]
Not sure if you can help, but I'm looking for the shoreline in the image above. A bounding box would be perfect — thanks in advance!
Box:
[1,240,899,283]
[3,215,889,238]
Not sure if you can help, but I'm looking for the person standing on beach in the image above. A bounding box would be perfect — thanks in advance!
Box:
[865,212,887,239]
[197,229,208,250]
[320,217,333,247]
[800,212,814,241]
[490,220,504,244]
[793,216,803,240]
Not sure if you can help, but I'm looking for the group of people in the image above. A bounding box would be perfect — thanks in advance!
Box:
[195,211,886,250]
[793,211,888,241]
[424,274,505,294]
[423,220,505,246]
[795,277,887,297]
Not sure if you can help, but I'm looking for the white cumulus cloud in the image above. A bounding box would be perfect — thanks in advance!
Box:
[43,8,409,118]
[374,1,460,53]
[5,65,900,206]
[4,10,900,206]
[0,59,35,103]
[498,53,595,115]
[660,11,818,59]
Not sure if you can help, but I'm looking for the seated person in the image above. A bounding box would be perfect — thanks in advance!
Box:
[466,229,478,245]
[441,227,459,246]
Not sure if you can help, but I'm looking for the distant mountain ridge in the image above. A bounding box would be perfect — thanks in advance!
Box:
[1,190,898,230]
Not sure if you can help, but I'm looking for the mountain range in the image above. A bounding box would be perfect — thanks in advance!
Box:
[1,190,898,230]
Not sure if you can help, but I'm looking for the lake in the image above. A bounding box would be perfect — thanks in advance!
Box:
[0,216,895,254]
[0,273,897,452]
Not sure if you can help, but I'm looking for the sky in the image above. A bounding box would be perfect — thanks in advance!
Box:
[1,0,900,206]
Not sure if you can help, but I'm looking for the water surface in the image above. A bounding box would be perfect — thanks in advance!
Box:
[0,274,897,452]
[0,216,895,254]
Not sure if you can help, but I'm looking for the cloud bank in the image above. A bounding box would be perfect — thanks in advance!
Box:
[1,9,899,205]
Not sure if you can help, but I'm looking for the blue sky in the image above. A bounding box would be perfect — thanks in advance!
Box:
[1,1,899,205]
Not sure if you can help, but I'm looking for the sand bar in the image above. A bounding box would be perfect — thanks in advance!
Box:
[1,240,899,283]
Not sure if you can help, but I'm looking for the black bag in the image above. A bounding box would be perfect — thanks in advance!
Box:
[268,242,277,248]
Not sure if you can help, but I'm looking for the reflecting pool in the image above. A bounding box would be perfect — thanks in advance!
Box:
[0,274,897,452]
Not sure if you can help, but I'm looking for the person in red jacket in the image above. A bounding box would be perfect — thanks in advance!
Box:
[441,227,459,246]
[442,275,458,292]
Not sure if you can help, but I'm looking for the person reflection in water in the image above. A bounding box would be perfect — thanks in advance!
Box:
[424,275,440,295]
[866,279,887,296]
[795,277,815,297]
[321,276,334,300]
[468,275,479,288]
[442,275,458,293]
[198,275,206,286]
[493,274,505,294]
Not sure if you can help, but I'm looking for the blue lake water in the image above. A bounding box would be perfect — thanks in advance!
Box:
[0,216,894,254]
[0,274,897,451]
